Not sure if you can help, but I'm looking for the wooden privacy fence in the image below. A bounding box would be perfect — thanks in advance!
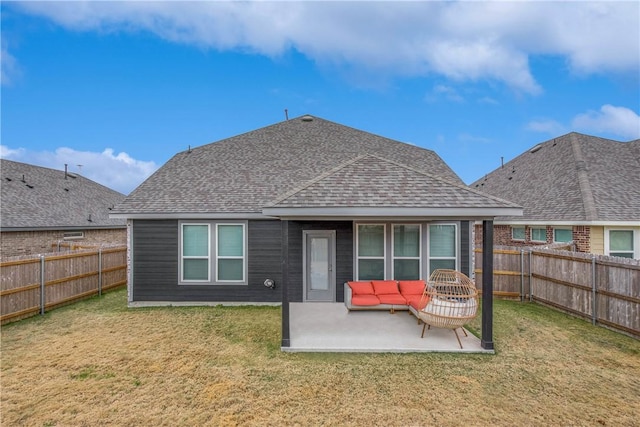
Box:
[475,245,640,338]
[0,246,127,324]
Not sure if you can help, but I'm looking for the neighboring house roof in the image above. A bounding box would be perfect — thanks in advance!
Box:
[1,159,126,230]
[470,132,640,223]
[113,115,521,218]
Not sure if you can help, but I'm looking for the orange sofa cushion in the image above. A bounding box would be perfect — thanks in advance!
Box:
[371,280,400,295]
[351,295,381,306]
[408,295,431,311]
[347,281,375,295]
[377,294,407,305]
[398,280,426,296]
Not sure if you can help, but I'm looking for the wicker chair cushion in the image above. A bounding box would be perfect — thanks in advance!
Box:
[423,298,477,318]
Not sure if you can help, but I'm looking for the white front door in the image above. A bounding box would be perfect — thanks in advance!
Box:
[303,230,336,302]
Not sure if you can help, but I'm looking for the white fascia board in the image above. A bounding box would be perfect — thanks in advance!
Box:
[262,206,523,219]
[110,212,276,220]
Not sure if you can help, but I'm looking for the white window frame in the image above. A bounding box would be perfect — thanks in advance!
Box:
[428,223,458,275]
[392,224,422,280]
[553,227,573,243]
[180,223,211,283]
[511,226,525,241]
[355,223,386,281]
[63,231,84,240]
[179,221,248,285]
[215,223,246,283]
[531,227,547,243]
[605,228,638,259]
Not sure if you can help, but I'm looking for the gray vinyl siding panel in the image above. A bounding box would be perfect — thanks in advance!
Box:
[285,221,354,303]
[460,221,470,277]
[131,219,282,302]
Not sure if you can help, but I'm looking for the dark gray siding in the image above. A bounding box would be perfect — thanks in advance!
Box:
[132,219,282,302]
[285,221,354,303]
[460,221,470,276]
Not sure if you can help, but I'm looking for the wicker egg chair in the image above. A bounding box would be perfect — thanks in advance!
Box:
[414,269,479,349]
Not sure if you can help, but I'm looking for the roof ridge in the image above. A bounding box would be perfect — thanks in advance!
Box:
[265,154,368,207]
[268,153,521,209]
[365,153,522,208]
[569,133,598,221]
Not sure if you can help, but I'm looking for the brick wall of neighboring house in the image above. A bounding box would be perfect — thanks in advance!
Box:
[474,224,591,252]
[0,228,126,259]
[572,226,591,253]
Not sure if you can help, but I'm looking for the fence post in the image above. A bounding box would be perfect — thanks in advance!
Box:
[98,248,103,297]
[528,250,533,302]
[520,249,524,302]
[40,255,45,315]
[591,255,597,325]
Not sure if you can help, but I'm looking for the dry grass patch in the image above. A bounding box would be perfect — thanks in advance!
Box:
[2,289,639,426]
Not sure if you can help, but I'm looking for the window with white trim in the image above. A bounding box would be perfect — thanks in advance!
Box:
[428,224,457,275]
[607,230,635,259]
[531,227,547,242]
[356,224,385,280]
[216,224,246,282]
[512,226,525,241]
[393,224,421,280]
[180,221,247,284]
[181,223,210,282]
[553,228,572,243]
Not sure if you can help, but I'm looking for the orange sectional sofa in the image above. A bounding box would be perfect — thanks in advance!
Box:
[344,280,429,313]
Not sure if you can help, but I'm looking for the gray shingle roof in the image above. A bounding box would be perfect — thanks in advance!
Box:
[268,154,519,209]
[470,132,640,222]
[1,160,126,230]
[116,115,513,216]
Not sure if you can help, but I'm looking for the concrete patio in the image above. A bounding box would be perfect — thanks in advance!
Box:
[284,302,493,353]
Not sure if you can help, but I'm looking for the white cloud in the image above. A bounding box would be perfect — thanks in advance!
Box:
[1,43,20,86]
[526,119,567,136]
[572,105,640,140]
[458,133,491,144]
[427,84,465,103]
[477,97,499,106]
[0,145,158,194]
[11,1,638,94]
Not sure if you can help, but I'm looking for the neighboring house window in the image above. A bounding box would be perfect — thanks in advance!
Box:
[606,229,635,259]
[357,224,385,280]
[63,231,84,240]
[553,228,572,243]
[393,224,421,280]
[531,227,547,242]
[181,224,210,282]
[512,226,525,241]
[180,221,247,284]
[216,224,246,282]
[429,224,457,275]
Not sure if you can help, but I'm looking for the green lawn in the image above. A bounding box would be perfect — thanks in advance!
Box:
[2,289,638,426]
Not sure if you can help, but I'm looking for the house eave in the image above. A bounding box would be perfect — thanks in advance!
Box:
[262,206,523,220]
[0,225,127,232]
[490,219,640,227]
[109,212,277,220]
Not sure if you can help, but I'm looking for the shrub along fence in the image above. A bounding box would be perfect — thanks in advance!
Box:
[0,246,127,324]
[474,245,640,337]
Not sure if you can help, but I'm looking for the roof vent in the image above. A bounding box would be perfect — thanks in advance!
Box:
[529,144,543,153]
[301,115,313,122]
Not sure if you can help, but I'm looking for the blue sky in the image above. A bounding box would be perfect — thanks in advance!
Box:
[2,1,639,195]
